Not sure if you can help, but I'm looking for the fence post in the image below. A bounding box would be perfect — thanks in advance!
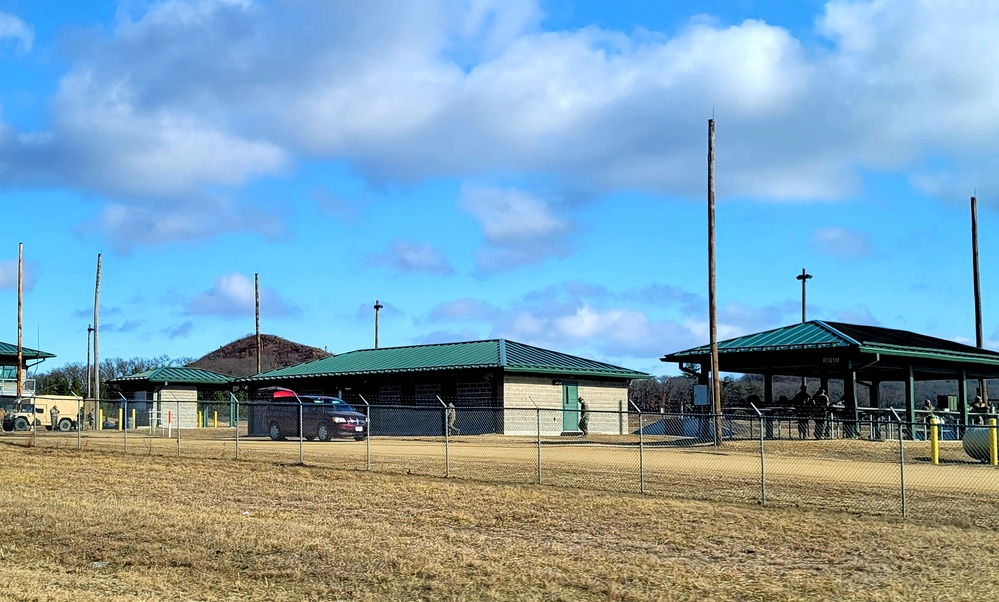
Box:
[891,408,906,518]
[118,393,128,454]
[297,393,304,466]
[629,401,645,495]
[750,402,766,503]
[230,392,241,461]
[929,417,939,465]
[176,400,181,457]
[437,396,449,478]
[75,394,82,451]
[529,398,541,484]
[359,395,371,471]
[990,418,998,466]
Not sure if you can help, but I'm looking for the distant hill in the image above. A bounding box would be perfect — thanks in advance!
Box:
[188,334,332,378]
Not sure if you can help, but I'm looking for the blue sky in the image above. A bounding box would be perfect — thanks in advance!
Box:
[2,0,999,377]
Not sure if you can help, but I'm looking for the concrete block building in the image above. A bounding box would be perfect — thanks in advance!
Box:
[238,339,649,436]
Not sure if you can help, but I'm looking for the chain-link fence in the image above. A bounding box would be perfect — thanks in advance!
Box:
[4,395,999,523]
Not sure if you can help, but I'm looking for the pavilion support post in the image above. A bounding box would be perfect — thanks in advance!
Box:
[763,373,773,405]
[905,366,916,436]
[845,370,859,438]
[958,369,969,429]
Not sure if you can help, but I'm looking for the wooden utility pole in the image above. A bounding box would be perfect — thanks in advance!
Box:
[255,273,261,374]
[86,325,93,399]
[374,299,384,349]
[972,196,988,402]
[707,119,722,446]
[16,243,23,398]
[93,254,101,404]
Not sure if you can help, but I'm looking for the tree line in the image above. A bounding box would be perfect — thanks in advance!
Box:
[31,355,193,400]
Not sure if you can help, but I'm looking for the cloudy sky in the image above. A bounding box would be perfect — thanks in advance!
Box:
[2,0,999,376]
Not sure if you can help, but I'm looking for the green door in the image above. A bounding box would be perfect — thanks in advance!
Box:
[562,382,579,432]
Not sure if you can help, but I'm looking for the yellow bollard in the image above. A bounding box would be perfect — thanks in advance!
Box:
[213,411,218,429]
[131,408,136,430]
[118,408,124,431]
[929,417,939,465]
[198,411,203,428]
[98,409,104,431]
[990,418,998,466]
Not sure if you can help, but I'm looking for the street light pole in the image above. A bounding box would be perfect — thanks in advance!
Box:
[796,268,812,324]
[796,268,812,388]
[374,300,384,349]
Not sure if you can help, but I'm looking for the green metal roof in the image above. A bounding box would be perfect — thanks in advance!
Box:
[240,339,650,381]
[109,366,233,386]
[662,320,999,365]
[665,321,852,356]
[0,341,55,361]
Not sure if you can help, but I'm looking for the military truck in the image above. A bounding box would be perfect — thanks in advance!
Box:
[1,395,82,432]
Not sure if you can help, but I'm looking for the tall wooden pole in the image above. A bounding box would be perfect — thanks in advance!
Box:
[972,197,988,402]
[93,254,101,404]
[16,243,23,398]
[708,119,722,445]
[255,273,261,374]
[86,325,93,399]
[374,299,383,349]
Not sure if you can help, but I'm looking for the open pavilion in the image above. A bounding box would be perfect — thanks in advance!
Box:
[660,320,999,426]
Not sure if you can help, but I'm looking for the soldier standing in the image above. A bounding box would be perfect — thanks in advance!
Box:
[792,385,810,439]
[812,389,829,439]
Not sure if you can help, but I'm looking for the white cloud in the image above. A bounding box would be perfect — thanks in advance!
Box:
[5,0,999,247]
[371,241,454,274]
[0,12,32,52]
[460,185,572,271]
[812,227,872,260]
[424,280,799,362]
[186,272,299,318]
[90,198,283,252]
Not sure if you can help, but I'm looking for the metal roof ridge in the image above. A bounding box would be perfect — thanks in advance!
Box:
[348,338,505,353]
[498,339,508,366]
[812,320,861,346]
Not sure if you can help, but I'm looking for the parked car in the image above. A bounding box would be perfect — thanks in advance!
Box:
[259,387,368,441]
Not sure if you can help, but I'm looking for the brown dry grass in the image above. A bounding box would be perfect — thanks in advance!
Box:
[1,440,998,601]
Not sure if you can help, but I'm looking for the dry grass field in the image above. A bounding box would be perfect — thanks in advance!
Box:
[1,435,999,601]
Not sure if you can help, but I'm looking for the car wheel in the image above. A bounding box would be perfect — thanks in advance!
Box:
[316,423,331,442]
[268,422,285,441]
[58,418,74,432]
[13,417,29,431]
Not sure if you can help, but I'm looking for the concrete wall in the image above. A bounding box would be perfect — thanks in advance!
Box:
[155,386,198,429]
[502,375,629,436]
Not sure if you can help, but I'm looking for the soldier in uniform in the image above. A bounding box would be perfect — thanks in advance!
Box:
[812,389,829,440]
[792,385,810,439]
